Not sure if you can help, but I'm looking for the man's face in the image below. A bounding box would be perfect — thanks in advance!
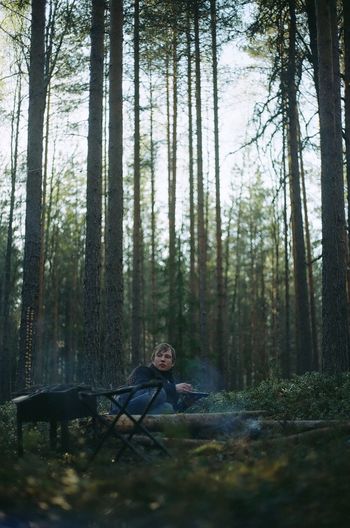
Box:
[152,349,174,371]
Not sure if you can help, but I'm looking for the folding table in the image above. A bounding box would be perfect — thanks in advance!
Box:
[78,380,171,464]
[12,384,96,456]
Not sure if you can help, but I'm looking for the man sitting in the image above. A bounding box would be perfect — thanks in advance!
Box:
[111,343,193,414]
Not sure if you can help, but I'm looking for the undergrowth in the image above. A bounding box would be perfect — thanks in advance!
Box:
[1,372,350,527]
[192,371,350,419]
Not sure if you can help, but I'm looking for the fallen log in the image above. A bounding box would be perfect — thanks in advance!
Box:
[131,424,350,453]
[103,411,268,438]
[102,414,350,439]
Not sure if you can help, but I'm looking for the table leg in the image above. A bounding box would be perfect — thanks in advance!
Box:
[17,414,23,457]
[61,421,69,452]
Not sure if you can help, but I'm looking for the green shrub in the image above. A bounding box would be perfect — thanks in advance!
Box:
[192,372,350,419]
[0,401,18,456]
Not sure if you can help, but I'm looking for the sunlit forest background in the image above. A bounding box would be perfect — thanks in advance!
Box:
[0,0,349,401]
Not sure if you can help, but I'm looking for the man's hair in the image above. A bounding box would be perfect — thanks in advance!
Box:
[151,343,176,363]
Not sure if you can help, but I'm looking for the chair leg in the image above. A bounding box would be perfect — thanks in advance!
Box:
[114,387,171,461]
[78,384,171,465]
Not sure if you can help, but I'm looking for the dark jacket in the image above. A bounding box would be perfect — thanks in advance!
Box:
[127,364,179,407]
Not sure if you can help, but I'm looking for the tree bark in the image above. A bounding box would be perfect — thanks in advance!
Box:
[149,65,157,349]
[168,29,177,346]
[36,85,51,383]
[64,273,75,383]
[186,5,197,352]
[287,0,312,374]
[210,0,225,382]
[49,223,60,383]
[83,0,105,385]
[229,192,243,389]
[0,70,22,400]
[194,0,209,360]
[131,0,142,366]
[105,415,350,439]
[281,115,291,378]
[104,0,124,386]
[316,0,349,372]
[18,0,46,390]
[343,0,350,251]
[106,410,268,435]
[299,125,319,371]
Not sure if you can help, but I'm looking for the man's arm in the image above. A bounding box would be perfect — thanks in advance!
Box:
[128,366,154,385]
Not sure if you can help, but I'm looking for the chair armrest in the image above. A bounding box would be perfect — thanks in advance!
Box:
[79,380,163,400]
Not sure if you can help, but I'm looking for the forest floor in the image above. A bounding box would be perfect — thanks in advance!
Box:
[1,373,350,527]
[1,418,350,527]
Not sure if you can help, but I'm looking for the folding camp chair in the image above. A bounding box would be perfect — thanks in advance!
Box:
[79,380,171,464]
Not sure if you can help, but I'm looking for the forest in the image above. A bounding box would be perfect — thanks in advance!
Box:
[0,0,349,396]
[1,0,350,526]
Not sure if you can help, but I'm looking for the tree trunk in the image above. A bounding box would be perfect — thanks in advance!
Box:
[270,199,281,376]
[166,54,171,259]
[277,4,291,378]
[282,122,291,378]
[299,125,319,370]
[304,0,319,101]
[149,65,157,349]
[253,232,268,383]
[287,0,312,374]
[229,193,243,389]
[186,6,197,352]
[343,0,350,252]
[17,0,46,390]
[49,223,60,383]
[64,274,75,383]
[194,0,209,360]
[36,85,51,383]
[106,411,268,436]
[316,0,349,372]
[131,0,142,366]
[246,198,256,387]
[0,71,22,400]
[210,0,225,382]
[104,0,124,386]
[168,30,177,346]
[83,0,105,385]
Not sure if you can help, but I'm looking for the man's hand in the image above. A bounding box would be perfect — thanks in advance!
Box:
[176,383,193,393]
